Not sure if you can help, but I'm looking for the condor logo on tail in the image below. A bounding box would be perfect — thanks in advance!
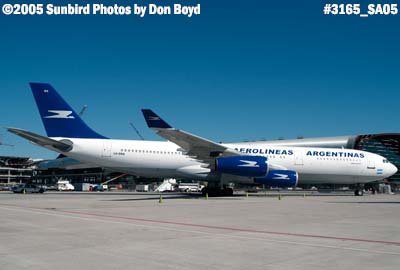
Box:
[44,110,75,119]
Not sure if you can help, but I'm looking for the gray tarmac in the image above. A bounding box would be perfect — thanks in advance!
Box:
[1,192,400,270]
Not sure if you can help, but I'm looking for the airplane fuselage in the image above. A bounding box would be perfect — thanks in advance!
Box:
[53,138,395,185]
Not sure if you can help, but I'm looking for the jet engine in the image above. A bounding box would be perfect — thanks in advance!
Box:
[216,156,268,177]
[255,170,298,188]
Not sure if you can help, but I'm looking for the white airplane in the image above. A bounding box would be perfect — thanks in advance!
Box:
[8,83,397,196]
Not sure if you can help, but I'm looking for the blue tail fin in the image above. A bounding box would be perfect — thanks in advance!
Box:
[142,109,172,129]
[30,83,107,139]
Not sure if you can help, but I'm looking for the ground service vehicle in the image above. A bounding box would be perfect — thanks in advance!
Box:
[12,183,45,194]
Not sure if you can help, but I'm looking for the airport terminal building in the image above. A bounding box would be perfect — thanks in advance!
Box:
[0,156,34,185]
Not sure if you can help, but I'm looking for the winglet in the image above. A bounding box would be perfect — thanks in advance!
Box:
[141,109,172,129]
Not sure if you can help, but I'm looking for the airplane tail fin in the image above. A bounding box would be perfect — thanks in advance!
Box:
[141,109,172,129]
[30,83,107,139]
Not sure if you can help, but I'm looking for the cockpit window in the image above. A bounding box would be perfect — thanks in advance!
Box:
[383,159,389,163]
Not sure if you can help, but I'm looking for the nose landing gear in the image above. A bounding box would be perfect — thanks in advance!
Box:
[354,184,364,196]
[354,189,364,196]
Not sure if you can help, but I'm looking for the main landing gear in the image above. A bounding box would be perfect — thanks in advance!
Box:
[201,186,234,197]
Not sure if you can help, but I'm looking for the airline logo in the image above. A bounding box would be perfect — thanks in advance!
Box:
[272,173,290,180]
[238,160,260,168]
[44,110,75,119]
[306,151,365,158]
[148,116,161,121]
[235,148,294,155]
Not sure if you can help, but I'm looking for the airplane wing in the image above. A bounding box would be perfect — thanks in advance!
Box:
[142,110,287,171]
[7,127,73,152]
[142,109,240,165]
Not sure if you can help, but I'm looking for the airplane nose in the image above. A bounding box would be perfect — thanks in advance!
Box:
[388,163,398,176]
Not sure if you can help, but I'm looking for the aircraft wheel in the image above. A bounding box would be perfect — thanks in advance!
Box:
[202,187,233,197]
[354,189,364,196]
[224,188,233,196]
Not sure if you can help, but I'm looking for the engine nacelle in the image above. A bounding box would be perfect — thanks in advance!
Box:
[255,170,298,188]
[216,156,268,177]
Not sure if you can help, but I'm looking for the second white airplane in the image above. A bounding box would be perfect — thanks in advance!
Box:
[8,83,397,196]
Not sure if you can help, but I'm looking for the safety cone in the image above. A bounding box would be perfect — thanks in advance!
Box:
[205,193,208,200]
[159,195,163,204]
[278,193,281,200]
[246,192,249,198]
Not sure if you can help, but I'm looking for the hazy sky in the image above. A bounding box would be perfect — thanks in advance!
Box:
[1,0,399,159]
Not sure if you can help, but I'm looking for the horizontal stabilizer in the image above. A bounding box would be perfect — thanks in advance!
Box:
[7,127,73,152]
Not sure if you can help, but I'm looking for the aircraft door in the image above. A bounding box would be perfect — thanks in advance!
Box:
[294,152,304,165]
[367,160,375,169]
[101,141,112,158]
